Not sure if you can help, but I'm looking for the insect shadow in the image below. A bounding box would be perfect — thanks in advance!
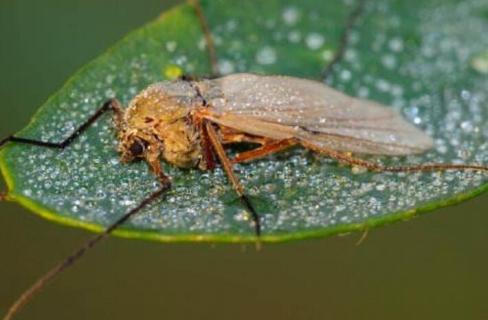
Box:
[1,1,487,320]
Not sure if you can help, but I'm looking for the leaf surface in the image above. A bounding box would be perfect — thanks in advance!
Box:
[1,0,487,242]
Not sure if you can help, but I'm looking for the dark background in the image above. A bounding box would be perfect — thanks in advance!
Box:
[1,1,487,319]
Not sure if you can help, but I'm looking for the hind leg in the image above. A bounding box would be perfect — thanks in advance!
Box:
[301,141,488,173]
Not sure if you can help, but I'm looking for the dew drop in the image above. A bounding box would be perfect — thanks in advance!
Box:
[375,79,391,92]
[165,41,177,52]
[287,30,302,43]
[218,60,235,75]
[305,33,325,50]
[351,166,367,174]
[321,49,334,62]
[282,6,300,26]
[120,198,136,207]
[234,210,250,222]
[460,121,474,133]
[105,88,116,99]
[255,46,277,65]
[381,54,397,69]
[388,37,404,52]
[357,86,369,98]
[225,19,238,32]
[339,70,352,81]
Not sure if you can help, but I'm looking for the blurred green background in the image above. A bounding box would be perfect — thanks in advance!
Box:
[1,1,488,319]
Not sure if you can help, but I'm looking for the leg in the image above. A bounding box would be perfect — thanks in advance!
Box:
[205,121,262,240]
[232,139,297,164]
[1,100,174,319]
[191,113,216,171]
[3,184,170,320]
[199,122,217,170]
[146,155,172,187]
[321,0,366,80]
[0,99,124,150]
[220,128,269,145]
[188,0,220,77]
[301,141,488,173]
[355,228,369,246]
[0,99,125,202]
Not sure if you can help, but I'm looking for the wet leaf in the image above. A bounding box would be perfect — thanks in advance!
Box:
[1,0,487,242]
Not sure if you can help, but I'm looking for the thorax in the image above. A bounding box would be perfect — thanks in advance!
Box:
[121,81,208,169]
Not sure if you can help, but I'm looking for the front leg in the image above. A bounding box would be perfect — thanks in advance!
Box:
[0,99,124,150]
[146,153,172,187]
[0,99,125,200]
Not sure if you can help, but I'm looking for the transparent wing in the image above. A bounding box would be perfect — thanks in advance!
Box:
[204,73,433,155]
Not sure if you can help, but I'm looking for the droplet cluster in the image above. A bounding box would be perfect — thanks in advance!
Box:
[2,0,487,240]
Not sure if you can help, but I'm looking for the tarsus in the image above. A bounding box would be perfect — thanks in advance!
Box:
[0,99,122,150]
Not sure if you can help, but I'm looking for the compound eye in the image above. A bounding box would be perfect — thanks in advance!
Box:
[129,140,145,157]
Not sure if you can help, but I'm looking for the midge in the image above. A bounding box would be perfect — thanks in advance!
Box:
[1,73,488,320]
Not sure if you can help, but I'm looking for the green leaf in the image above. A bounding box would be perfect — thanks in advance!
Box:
[1,0,487,243]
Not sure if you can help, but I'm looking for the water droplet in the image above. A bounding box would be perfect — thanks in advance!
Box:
[381,54,397,69]
[357,87,369,98]
[105,88,115,99]
[165,41,177,52]
[339,70,352,81]
[225,19,238,32]
[282,6,300,26]
[388,37,404,52]
[218,60,235,75]
[351,166,367,174]
[287,30,301,43]
[460,121,474,133]
[375,79,391,92]
[234,210,250,222]
[305,33,325,50]
[120,198,136,207]
[321,49,334,62]
[255,46,277,65]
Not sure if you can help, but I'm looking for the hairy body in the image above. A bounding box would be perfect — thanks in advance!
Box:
[117,73,434,184]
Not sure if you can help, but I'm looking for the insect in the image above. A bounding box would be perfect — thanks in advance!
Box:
[1,1,487,320]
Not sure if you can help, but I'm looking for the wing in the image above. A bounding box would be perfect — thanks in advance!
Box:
[203,73,433,155]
